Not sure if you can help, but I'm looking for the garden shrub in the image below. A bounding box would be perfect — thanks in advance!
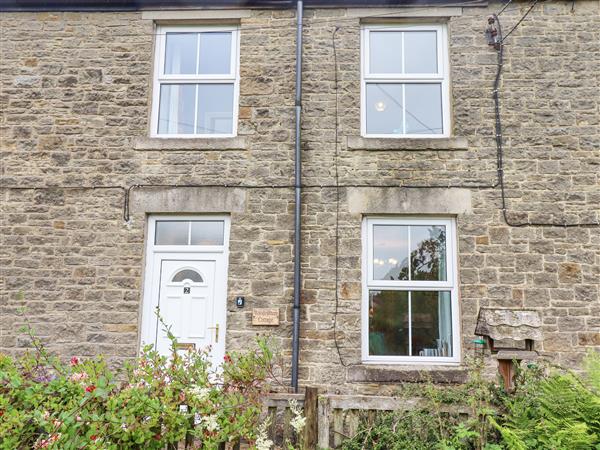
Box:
[341,353,600,450]
[0,321,274,450]
[492,355,600,449]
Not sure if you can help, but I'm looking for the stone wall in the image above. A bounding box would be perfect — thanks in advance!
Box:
[1,1,599,393]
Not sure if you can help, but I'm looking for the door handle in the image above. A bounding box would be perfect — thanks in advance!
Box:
[208,323,219,343]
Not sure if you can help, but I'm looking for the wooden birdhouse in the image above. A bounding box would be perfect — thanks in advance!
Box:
[475,308,543,391]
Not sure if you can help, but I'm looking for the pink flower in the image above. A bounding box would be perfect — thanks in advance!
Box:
[70,356,79,366]
[35,439,49,449]
[69,372,88,382]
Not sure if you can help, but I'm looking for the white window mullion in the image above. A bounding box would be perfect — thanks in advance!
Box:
[401,31,405,74]
[407,291,412,356]
[402,83,406,135]
[193,84,199,134]
[406,224,411,280]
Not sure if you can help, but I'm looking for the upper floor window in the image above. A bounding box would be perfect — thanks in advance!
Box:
[361,24,449,138]
[152,26,239,137]
[362,217,459,364]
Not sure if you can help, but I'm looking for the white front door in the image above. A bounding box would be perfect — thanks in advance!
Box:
[141,216,229,369]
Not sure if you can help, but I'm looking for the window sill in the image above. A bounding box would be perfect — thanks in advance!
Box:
[346,136,469,151]
[348,366,468,384]
[134,136,246,151]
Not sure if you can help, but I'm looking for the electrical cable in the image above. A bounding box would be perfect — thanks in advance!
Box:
[496,0,513,16]
[61,0,489,37]
[491,13,599,228]
[500,0,542,42]
[4,2,597,230]
[331,26,354,368]
[8,0,535,40]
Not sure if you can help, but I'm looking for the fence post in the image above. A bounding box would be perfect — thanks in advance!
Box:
[304,387,318,448]
[317,395,331,449]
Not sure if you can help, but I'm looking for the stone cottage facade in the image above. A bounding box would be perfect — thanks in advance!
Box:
[1,0,599,394]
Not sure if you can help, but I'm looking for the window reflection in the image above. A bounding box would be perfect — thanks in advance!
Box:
[369,290,409,356]
[373,225,409,280]
[410,225,446,281]
[411,291,452,357]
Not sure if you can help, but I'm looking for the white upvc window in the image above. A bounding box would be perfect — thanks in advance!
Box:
[151,25,240,138]
[361,24,450,138]
[362,217,460,364]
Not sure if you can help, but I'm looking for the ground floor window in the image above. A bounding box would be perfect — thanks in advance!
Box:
[362,217,460,364]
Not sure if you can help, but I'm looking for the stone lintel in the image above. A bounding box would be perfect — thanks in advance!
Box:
[348,366,468,384]
[346,136,469,151]
[130,186,246,214]
[347,187,472,215]
[134,136,246,151]
[350,6,465,19]
[141,9,252,21]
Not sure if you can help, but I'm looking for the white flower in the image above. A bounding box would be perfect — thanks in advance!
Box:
[255,418,273,450]
[189,386,211,402]
[202,414,220,432]
[194,413,202,426]
[255,435,274,450]
[288,399,306,434]
[179,404,188,414]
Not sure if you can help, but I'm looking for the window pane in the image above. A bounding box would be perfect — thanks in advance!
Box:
[373,224,409,280]
[404,31,437,74]
[411,291,452,357]
[405,84,443,135]
[190,221,224,245]
[196,84,234,134]
[172,269,203,283]
[198,32,232,74]
[155,221,188,245]
[366,83,403,135]
[158,84,196,135]
[164,33,197,75]
[410,225,447,281]
[369,31,402,74]
[369,290,409,356]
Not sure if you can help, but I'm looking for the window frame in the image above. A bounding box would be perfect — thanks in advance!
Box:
[151,25,240,138]
[361,217,460,364]
[146,215,230,254]
[360,23,450,139]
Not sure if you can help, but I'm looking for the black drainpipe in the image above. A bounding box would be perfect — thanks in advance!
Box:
[291,0,303,393]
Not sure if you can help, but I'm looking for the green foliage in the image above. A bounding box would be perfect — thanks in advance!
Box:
[341,353,600,450]
[492,353,600,449]
[341,358,501,450]
[0,319,274,450]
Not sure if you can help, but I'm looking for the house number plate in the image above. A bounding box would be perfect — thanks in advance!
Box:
[183,287,191,294]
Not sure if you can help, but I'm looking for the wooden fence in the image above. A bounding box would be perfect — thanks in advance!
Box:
[174,390,469,449]
[264,390,471,449]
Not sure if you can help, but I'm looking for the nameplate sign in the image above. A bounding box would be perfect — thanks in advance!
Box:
[252,308,280,326]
